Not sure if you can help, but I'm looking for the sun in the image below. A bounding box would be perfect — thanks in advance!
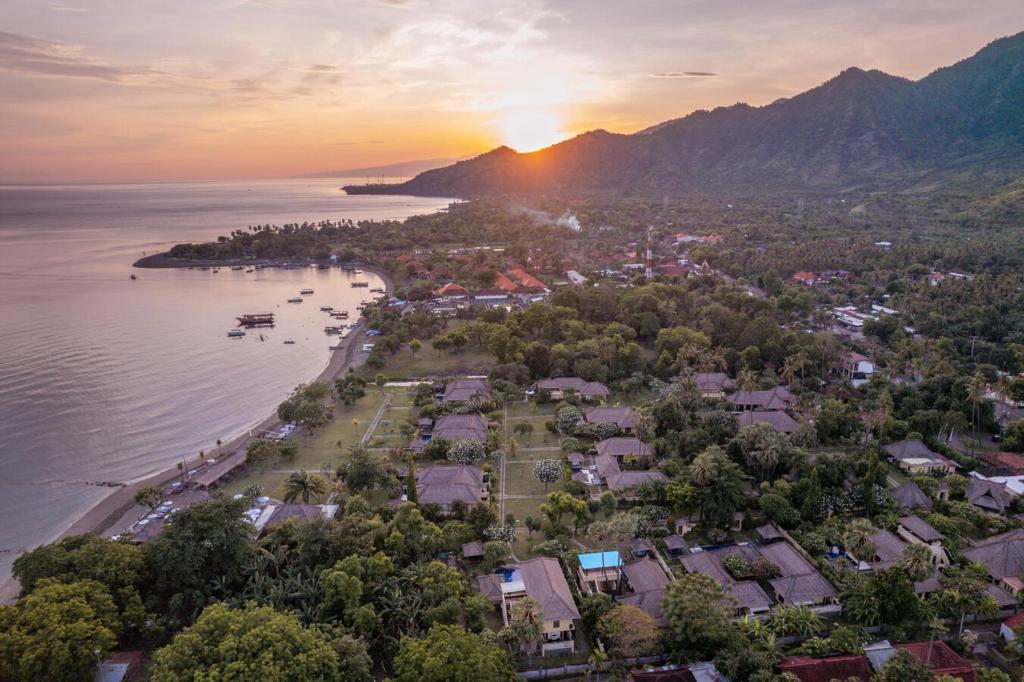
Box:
[501,109,567,152]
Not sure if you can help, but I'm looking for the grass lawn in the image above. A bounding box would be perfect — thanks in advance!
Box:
[503,497,551,526]
[504,461,568,497]
[365,346,493,380]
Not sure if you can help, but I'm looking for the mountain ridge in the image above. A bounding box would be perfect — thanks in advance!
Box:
[345,32,1024,198]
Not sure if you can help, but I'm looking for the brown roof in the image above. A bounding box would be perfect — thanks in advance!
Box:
[680,552,733,586]
[889,481,933,512]
[723,581,773,612]
[596,437,653,459]
[755,523,783,542]
[868,529,907,567]
[898,515,944,543]
[477,573,504,604]
[982,451,1024,474]
[883,440,957,469]
[693,373,734,391]
[737,410,799,433]
[895,642,974,681]
[757,541,817,577]
[769,572,837,605]
[617,588,668,628]
[606,470,668,491]
[432,413,490,442]
[727,387,795,410]
[261,504,336,530]
[777,655,872,682]
[519,557,580,622]
[631,537,656,554]
[963,529,1024,580]
[596,452,621,479]
[665,534,689,551]
[536,377,609,397]
[967,477,1011,512]
[585,407,636,430]
[415,465,486,507]
[462,541,484,558]
[442,378,492,402]
[621,557,670,593]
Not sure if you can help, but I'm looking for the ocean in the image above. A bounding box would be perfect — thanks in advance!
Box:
[0,179,451,590]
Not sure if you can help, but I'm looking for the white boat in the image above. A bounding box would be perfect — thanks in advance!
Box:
[300,288,314,295]
[227,329,246,338]
[287,297,303,303]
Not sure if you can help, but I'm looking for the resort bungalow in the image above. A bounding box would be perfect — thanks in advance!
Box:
[436,282,470,300]
[584,406,636,434]
[409,413,490,451]
[727,386,796,412]
[680,551,772,616]
[896,515,950,567]
[837,351,876,388]
[617,557,672,627]
[577,551,623,594]
[966,474,1014,513]
[693,372,735,398]
[253,504,338,535]
[664,534,689,556]
[535,377,610,401]
[595,436,653,467]
[484,558,580,656]
[567,452,585,471]
[409,464,487,512]
[883,439,957,475]
[963,529,1024,596]
[596,453,668,494]
[736,410,800,434]
[889,481,933,513]
[630,537,656,558]
[441,378,492,403]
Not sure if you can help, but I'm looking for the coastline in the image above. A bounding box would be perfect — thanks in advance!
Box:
[0,262,393,604]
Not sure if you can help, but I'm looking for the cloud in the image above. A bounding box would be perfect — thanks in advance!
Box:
[0,31,154,82]
[306,64,340,72]
[649,71,718,78]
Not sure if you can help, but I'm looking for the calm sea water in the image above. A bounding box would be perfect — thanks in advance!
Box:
[0,179,451,585]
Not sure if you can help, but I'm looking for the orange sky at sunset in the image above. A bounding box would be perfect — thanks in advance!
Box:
[2,0,1023,183]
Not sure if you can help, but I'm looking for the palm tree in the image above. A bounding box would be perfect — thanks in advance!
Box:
[283,470,329,503]
[966,371,986,455]
[900,543,934,582]
[843,518,878,562]
[769,605,823,637]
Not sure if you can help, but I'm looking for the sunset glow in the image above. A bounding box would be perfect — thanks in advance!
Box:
[501,109,568,152]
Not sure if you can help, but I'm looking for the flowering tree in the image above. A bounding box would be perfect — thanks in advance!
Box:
[447,439,487,465]
[533,459,563,490]
[484,524,517,542]
[555,405,584,434]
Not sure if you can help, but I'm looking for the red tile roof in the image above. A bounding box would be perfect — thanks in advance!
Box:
[777,655,871,682]
[895,642,974,681]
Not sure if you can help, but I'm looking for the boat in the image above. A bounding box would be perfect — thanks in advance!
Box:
[320,305,333,311]
[283,339,295,344]
[354,269,364,274]
[227,329,246,338]
[325,326,344,335]
[129,274,136,280]
[369,287,384,293]
[236,313,275,326]
[330,311,349,318]
[287,297,303,303]
[231,266,243,271]
[351,281,369,287]
[300,288,314,295]
[245,268,254,273]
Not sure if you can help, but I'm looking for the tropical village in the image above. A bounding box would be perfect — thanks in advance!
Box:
[7,195,1024,682]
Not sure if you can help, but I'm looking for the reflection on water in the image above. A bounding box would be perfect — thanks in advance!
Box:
[0,179,451,582]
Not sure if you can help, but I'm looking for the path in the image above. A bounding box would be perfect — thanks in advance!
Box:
[361,391,393,445]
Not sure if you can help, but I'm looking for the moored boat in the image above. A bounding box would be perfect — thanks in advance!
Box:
[236,313,275,326]
[283,339,295,344]
[351,281,369,287]
[300,288,314,295]
[287,297,303,303]
[320,305,333,311]
[227,329,246,338]
[369,287,384,293]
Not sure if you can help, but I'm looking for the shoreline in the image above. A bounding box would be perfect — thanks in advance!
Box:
[0,262,393,603]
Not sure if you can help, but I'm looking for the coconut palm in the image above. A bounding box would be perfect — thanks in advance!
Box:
[736,368,760,394]
[900,543,934,582]
[283,470,329,503]
[966,371,987,453]
[769,605,823,637]
[843,518,878,562]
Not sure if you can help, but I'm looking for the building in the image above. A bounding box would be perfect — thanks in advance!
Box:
[441,378,492,403]
[664,534,689,556]
[736,410,800,434]
[618,557,672,627]
[595,436,653,467]
[631,537,656,558]
[585,406,636,433]
[436,282,470,299]
[1001,611,1024,642]
[471,288,510,306]
[837,352,876,388]
[693,372,735,398]
[253,504,338,534]
[95,651,144,682]
[410,465,487,512]
[728,386,796,411]
[679,550,773,615]
[595,452,668,493]
[966,475,1013,513]
[896,515,949,567]
[962,529,1024,595]
[777,655,872,682]
[889,481,933,512]
[790,271,819,287]
[779,641,974,682]
[565,270,588,285]
[535,377,610,401]
[498,558,581,656]
[577,551,623,593]
[882,440,957,475]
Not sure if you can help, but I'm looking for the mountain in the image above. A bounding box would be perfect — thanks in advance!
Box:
[346,33,1024,197]
[293,157,465,179]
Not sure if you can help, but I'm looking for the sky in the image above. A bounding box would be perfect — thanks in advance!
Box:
[2,0,1023,183]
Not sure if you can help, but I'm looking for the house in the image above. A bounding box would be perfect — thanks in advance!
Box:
[756,523,784,544]
[728,386,796,411]
[981,451,1024,475]
[442,378,492,403]
[411,465,487,511]
[776,654,872,682]
[770,572,839,607]
[595,437,653,466]
[566,270,588,285]
[95,651,144,682]
[966,475,1013,513]
[596,453,668,493]
[863,529,907,571]
[502,558,580,656]
[631,537,656,558]
[507,268,548,293]
[889,481,933,512]
[436,282,470,299]
[837,352,876,388]
[462,541,484,561]
[626,661,723,682]
[897,515,949,567]
[567,452,585,470]
[577,551,623,593]
[618,557,672,627]
[679,551,773,615]
[867,642,975,682]
[737,410,800,434]
[882,440,957,475]
[585,406,636,434]
[432,413,490,442]
[693,372,735,398]
[617,588,669,629]
[963,528,1024,596]
[535,377,610,401]
[790,271,819,287]
[471,288,510,306]
[253,504,339,534]
[1001,611,1024,642]
[664,534,689,556]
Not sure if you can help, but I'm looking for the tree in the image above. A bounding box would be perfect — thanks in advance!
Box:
[1004,419,1024,452]
[599,491,617,516]
[481,541,511,571]
[134,485,163,511]
[735,422,791,481]
[0,579,119,682]
[597,604,659,658]
[500,596,543,663]
[284,470,330,503]
[555,405,585,434]
[533,459,563,490]
[874,649,932,682]
[339,445,395,492]
[447,439,487,465]
[900,543,934,582]
[661,573,734,659]
[149,603,342,681]
[409,338,422,356]
[513,422,534,438]
[335,373,368,406]
[843,518,878,562]
[246,437,284,472]
[393,623,516,682]
[406,453,419,505]
[769,605,823,637]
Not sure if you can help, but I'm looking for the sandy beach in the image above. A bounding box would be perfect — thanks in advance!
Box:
[0,263,392,603]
